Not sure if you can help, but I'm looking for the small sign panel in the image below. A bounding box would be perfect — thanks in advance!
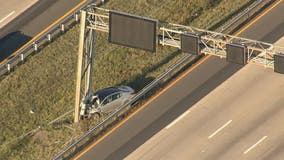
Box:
[226,43,247,65]
[181,33,200,55]
[274,53,284,74]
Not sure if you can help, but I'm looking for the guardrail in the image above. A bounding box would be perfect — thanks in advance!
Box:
[218,0,274,34]
[0,0,107,78]
[53,0,275,159]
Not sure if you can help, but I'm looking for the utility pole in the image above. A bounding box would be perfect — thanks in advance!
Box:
[74,11,86,123]
[74,10,95,123]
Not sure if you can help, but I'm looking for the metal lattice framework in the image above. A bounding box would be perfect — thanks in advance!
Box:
[160,23,284,68]
[85,7,284,69]
[86,7,109,32]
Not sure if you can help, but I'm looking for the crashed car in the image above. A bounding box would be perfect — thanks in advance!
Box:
[80,86,135,119]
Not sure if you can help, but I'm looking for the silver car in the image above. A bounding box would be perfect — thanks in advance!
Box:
[80,86,135,119]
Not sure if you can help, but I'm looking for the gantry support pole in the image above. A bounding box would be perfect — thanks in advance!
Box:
[85,29,95,96]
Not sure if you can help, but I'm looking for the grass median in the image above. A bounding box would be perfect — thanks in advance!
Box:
[0,0,252,159]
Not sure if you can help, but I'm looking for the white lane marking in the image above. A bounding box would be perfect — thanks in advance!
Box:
[208,120,232,139]
[166,110,191,129]
[243,136,268,154]
[0,11,15,23]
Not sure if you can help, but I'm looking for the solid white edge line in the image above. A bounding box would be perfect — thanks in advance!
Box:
[208,120,232,139]
[0,11,15,23]
[243,136,268,154]
[165,110,191,129]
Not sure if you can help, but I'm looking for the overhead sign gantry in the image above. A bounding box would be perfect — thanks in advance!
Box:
[74,6,284,123]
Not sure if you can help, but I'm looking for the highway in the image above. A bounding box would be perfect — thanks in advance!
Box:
[75,1,284,160]
[0,0,83,62]
[125,63,284,160]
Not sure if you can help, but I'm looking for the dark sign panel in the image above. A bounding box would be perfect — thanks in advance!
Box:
[274,53,284,74]
[226,43,247,65]
[181,33,200,55]
[109,10,157,52]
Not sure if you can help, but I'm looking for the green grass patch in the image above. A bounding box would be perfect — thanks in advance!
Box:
[0,0,251,159]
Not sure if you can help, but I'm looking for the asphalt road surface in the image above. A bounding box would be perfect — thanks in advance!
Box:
[238,0,284,43]
[0,0,83,61]
[0,0,38,29]
[76,1,284,160]
[125,60,284,160]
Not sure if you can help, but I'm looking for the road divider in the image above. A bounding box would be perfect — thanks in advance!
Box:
[208,120,232,139]
[0,11,15,23]
[166,110,191,129]
[244,136,268,154]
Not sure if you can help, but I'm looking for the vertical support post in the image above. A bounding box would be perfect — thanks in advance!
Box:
[162,28,165,46]
[264,50,267,68]
[85,29,95,96]
[214,41,216,54]
[95,14,97,26]
[74,11,87,123]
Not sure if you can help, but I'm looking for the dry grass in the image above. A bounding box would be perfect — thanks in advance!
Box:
[0,0,251,159]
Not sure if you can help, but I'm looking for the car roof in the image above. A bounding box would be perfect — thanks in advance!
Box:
[93,87,120,101]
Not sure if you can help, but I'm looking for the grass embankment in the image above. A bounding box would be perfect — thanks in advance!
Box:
[0,0,251,159]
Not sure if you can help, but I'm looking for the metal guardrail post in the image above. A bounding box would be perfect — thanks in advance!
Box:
[7,64,11,73]
[247,10,250,18]
[34,43,38,52]
[61,24,65,33]
[21,54,24,64]
[75,13,79,22]
[47,34,52,42]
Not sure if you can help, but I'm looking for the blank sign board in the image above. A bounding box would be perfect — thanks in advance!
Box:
[181,33,200,55]
[109,10,157,52]
[226,43,247,65]
[274,53,284,74]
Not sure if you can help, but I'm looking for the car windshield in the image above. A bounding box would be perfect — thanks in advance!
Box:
[102,97,111,105]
